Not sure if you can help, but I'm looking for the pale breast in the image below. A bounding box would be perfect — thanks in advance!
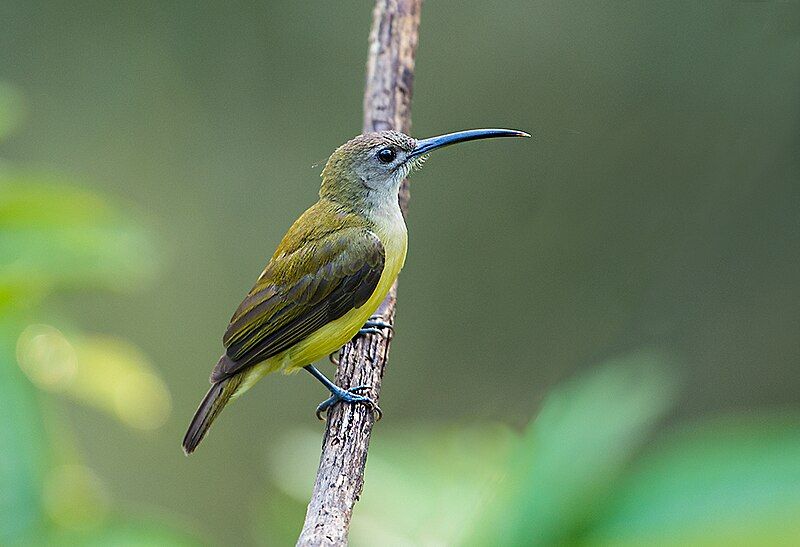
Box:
[371,207,408,289]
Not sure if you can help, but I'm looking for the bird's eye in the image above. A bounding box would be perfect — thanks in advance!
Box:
[377,147,396,164]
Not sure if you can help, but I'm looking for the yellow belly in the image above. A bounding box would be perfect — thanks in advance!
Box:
[234,228,407,397]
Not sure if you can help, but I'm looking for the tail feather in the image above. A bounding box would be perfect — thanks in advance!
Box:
[182,375,241,455]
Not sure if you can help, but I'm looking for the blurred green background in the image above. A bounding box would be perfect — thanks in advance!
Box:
[1,1,799,545]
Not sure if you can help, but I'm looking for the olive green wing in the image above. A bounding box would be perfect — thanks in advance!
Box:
[210,227,384,382]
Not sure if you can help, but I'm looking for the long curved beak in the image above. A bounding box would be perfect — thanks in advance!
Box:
[409,128,530,158]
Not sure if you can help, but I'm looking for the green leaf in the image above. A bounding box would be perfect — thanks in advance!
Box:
[0,318,48,545]
[584,415,800,546]
[467,351,678,546]
[0,176,157,305]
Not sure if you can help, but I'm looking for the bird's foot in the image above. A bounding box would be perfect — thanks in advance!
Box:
[358,316,394,339]
[315,384,382,421]
[329,350,340,366]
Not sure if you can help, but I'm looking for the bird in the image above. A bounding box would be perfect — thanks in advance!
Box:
[182,128,530,454]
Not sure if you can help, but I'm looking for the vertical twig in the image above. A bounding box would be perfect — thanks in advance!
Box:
[295,1,421,545]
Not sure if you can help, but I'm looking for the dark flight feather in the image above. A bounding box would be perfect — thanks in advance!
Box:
[182,374,242,455]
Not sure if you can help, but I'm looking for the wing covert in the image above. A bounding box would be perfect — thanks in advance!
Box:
[211,228,384,382]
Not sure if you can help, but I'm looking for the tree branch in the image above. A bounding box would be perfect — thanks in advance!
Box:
[295,1,421,545]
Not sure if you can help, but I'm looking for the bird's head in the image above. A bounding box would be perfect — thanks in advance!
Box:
[319,128,530,211]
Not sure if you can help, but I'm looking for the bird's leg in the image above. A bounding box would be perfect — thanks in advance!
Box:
[329,316,391,366]
[304,365,382,421]
[358,315,394,338]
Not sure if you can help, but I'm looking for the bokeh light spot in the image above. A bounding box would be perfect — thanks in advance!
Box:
[16,324,77,391]
[16,325,172,430]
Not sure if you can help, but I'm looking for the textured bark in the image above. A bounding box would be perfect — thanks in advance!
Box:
[295,1,421,545]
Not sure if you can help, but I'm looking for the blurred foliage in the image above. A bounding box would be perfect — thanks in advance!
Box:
[469,352,677,545]
[263,353,800,546]
[263,423,518,545]
[586,416,800,546]
[0,1,798,545]
[0,175,157,309]
[256,352,800,547]
[2,75,799,545]
[16,326,172,430]
[0,319,47,545]
[0,85,198,545]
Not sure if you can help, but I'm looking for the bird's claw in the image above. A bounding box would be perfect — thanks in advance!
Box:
[315,385,382,421]
[358,316,394,339]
